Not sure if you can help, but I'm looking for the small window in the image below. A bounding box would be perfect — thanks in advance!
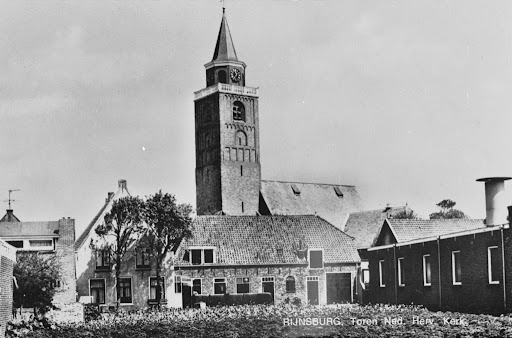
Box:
[286,276,296,293]
[30,240,53,248]
[6,241,23,248]
[333,186,344,198]
[214,278,227,294]
[204,250,214,264]
[174,276,182,293]
[232,101,245,121]
[90,279,106,304]
[136,248,151,269]
[118,278,132,304]
[191,249,202,265]
[149,277,165,301]
[488,246,500,284]
[218,70,227,83]
[362,269,370,284]
[309,249,323,269]
[379,260,385,287]
[276,248,283,255]
[423,255,432,286]
[236,277,250,293]
[235,130,247,146]
[452,251,462,285]
[95,250,110,270]
[192,279,202,295]
[291,184,301,195]
[398,258,405,287]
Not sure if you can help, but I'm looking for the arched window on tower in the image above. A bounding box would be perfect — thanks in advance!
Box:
[233,101,245,121]
[235,130,247,146]
[218,70,227,84]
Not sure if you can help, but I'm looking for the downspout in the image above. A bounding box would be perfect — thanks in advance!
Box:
[501,226,507,312]
[437,236,442,310]
[393,244,398,305]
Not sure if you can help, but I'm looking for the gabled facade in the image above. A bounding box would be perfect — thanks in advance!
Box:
[171,215,360,307]
[75,179,171,310]
[0,212,76,305]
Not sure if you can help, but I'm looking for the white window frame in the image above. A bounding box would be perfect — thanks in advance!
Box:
[149,276,165,301]
[213,277,227,294]
[423,254,431,286]
[308,248,324,269]
[189,246,216,265]
[174,275,182,294]
[89,278,106,304]
[192,278,202,295]
[452,251,462,285]
[379,260,385,287]
[397,257,405,287]
[235,277,250,294]
[488,246,500,285]
[118,276,133,305]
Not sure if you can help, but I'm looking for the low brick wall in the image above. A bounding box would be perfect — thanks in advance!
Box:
[0,240,16,338]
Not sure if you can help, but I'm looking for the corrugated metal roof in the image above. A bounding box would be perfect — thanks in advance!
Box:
[260,180,364,230]
[387,218,486,242]
[174,215,360,267]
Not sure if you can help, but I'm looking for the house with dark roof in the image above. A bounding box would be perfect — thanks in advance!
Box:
[359,177,512,314]
[171,215,360,307]
[0,211,76,305]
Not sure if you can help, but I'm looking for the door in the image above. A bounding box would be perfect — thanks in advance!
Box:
[307,276,319,305]
[181,276,193,308]
[326,273,351,304]
[261,277,275,303]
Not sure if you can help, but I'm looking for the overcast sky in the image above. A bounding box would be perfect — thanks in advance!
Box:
[2,1,512,236]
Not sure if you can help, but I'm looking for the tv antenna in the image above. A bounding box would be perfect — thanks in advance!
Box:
[4,189,20,209]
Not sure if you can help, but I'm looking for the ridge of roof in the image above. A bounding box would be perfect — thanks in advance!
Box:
[261,179,356,188]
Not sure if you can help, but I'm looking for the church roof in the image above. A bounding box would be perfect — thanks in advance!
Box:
[74,179,131,251]
[259,180,364,230]
[344,206,409,249]
[174,215,359,266]
[211,9,239,62]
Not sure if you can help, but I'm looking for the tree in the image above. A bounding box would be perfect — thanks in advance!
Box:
[94,196,144,309]
[392,209,419,220]
[13,252,61,315]
[141,191,193,308]
[429,199,468,219]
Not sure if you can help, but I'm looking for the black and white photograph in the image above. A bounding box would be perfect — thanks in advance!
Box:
[2,1,512,337]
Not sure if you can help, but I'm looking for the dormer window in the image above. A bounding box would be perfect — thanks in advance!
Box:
[291,184,301,196]
[190,247,215,265]
[334,186,344,198]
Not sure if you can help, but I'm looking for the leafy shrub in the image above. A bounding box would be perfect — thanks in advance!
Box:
[193,293,272,307]
[83,304,101,322]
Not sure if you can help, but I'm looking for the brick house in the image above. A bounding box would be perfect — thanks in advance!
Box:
[0,239,16,338]
[0,211,76,306]
[359,177,512,314]
[170,215,360,308]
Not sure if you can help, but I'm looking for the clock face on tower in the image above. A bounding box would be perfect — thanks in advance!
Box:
[230,68,241,82]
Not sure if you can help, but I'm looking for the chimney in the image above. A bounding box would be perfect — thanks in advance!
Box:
[106,192,114,202]
[476,177,512,226]
[118,179,127,193]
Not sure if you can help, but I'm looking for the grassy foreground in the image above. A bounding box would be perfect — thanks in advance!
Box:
[10,303,512,338]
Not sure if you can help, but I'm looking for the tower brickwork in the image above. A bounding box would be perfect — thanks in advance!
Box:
[194,10,261,215]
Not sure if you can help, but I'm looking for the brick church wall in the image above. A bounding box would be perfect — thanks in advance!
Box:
[0,241,15,338]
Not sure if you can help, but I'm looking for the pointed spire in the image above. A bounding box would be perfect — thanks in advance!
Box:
[212,9,239,62]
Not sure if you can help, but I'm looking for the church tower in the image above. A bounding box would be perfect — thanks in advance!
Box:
[194,9,261,215]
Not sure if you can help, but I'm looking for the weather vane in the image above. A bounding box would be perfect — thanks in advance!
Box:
[4,189,20,209]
